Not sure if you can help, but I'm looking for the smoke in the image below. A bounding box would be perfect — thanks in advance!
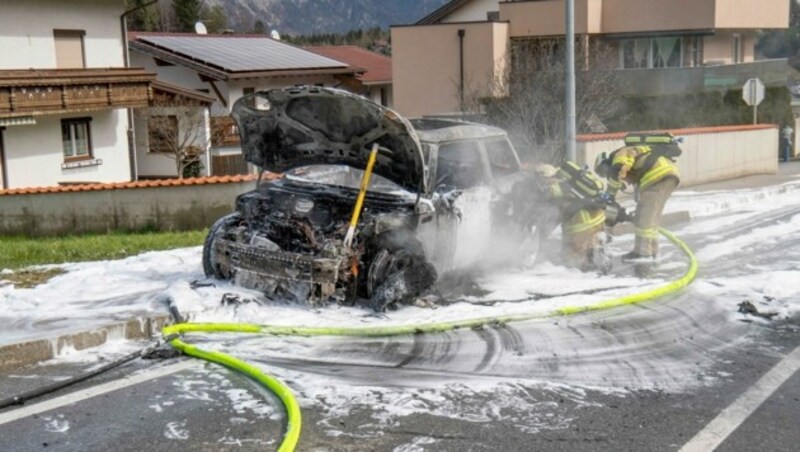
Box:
[420,180,560,293]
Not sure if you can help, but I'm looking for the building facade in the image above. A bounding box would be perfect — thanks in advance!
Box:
[393,0,790,117]
[128,33,368,176]
[0,0,154,189]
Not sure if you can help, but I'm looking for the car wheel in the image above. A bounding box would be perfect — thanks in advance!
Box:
[202,213,242,279]
[366,232,430,299]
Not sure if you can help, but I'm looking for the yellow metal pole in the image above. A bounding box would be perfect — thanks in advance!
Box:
[343,143,379,248]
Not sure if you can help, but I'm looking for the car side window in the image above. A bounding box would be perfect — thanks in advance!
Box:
[435,141,486,189]
[485,139,520,177]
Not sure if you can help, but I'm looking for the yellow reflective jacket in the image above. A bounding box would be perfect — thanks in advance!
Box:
[542,164,606,231]
[606,145,679,196]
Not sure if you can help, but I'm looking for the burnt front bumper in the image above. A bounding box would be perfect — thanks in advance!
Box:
[213,238,346,302]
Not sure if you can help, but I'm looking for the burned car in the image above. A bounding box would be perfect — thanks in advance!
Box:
[203,86,554,310]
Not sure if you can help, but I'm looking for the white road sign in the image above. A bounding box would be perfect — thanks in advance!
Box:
[743,78,765,107]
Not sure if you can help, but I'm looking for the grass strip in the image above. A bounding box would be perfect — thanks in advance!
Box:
[0,230,206,270]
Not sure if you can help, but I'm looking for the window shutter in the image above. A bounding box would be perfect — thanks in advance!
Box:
[54,30,85,69]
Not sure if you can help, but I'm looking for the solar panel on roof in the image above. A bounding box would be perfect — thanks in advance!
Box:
[139,36,347,72]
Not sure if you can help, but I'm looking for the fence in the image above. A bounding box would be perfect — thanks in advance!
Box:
[212,154,249,176]
[577,124,779,187]
[0,175,261,236]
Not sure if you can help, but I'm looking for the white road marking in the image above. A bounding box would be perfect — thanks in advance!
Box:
[680,344,800,452]
[0,360,198,427]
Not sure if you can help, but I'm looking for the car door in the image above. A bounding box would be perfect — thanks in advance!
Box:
[418,140,494,272]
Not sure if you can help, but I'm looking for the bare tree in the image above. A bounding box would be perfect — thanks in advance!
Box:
[463,37,621,164]
[146,98,208,178]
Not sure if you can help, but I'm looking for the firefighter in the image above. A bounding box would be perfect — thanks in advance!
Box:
[594,133,681,261]
[533,161,611,273]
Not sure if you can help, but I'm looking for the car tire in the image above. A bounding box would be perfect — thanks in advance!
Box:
[202,213,242,279]
[366,231,431,299]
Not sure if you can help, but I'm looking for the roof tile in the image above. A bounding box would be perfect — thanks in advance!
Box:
[306,45,391,84]
[0,175,260,196]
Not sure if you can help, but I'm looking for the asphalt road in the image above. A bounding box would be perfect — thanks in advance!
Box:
[1,199,799,451]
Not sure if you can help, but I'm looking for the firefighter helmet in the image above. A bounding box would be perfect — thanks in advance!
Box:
[532,163,558,178]
[594,152,612,178]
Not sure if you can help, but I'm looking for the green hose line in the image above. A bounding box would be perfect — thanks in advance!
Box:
[165,336,301,452]
[163,227,698,451]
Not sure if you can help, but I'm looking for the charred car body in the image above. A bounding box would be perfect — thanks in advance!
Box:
[203,86,556,310]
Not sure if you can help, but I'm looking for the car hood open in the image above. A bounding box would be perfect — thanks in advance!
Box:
[231,86,427,193]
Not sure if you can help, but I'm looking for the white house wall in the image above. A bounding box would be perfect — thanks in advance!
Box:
[0,0,125,69]
[130,52,343,116]
[3,109,132,188]
[134,106,211,178]
[130,52,231,116]
[225,76,341,107]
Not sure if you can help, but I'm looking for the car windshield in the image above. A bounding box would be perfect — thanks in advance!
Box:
[435,141,486,189]
[285,165,415,196]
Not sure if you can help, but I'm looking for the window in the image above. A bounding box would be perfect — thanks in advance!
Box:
[484,140,520,177]
[435,141,486,189]
[621,37,683,69]
[652,37,681,68]
[53,30,85,69]
[242,87,256,108]
[686,36,703,67]
[61,118,92,159]
[380,87,388,106]
[487,11,500,21]
[148,115,178,153]
[732,34,743,63]
[621,39,651,69]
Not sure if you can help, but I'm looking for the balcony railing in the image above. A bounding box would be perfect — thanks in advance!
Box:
[0,68,155,118]
[611,59,789,96]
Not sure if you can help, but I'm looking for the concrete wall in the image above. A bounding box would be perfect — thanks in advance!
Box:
[0,181,254,236]
[703,31,757,65]
[577,125,779,187]
[495,0,786,37]
[715,0,790,29]
[0,0,126,69]
[392,21,509,117]
[2,109,132,188]
[501,0,598,37]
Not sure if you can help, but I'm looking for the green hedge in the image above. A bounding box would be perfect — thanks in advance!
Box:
[608,86,794,132]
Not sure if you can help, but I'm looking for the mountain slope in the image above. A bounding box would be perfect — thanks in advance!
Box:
[208,0,449,34]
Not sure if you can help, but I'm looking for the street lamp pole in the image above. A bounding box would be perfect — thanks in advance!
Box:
[565,0,577,162]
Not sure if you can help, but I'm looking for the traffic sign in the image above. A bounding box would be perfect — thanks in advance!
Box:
[743,78,765,107]
[743,78,765,124]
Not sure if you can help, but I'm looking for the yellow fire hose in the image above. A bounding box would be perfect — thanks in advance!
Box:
[163,228,698,452]
[343,143,380,249]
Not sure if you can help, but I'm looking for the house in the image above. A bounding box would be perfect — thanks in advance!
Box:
[136,80,216,180]
[128,32,365,177]
[392,0,791,117]
[0,0,155,190]
[306,45,393,108]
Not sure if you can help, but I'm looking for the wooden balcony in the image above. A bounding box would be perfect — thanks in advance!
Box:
[0,68,155,118]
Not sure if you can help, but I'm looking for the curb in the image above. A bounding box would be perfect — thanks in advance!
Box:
[0,314,172,372]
